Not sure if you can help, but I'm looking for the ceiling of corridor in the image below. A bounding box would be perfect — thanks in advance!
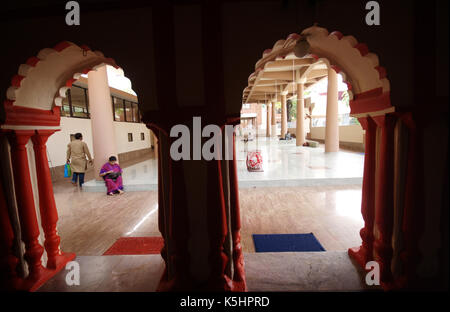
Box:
[243,51,330,104]
[243,26,391,106]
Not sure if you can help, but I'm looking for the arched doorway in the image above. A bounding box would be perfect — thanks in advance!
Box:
[241,26,419,290]
[0,41,160,291]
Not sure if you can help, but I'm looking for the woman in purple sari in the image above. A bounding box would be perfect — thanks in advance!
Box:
[99,156,124,196]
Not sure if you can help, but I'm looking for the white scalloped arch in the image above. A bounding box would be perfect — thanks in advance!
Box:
[245,26,390,105]
[5,41,119,113]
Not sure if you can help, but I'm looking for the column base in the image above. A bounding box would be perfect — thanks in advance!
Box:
[46,251,76,271]
[348,245,370,269]
[18,252,76,292]
[296,138,304,146]
[157,266,247,292]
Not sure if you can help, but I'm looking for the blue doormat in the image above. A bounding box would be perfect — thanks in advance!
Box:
[252,233,325,252]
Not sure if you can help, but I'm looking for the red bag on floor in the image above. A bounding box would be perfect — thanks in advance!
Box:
[246,150,263,172]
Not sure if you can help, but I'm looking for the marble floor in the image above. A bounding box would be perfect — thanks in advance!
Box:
[47,137,366,292]
[54,183,363,255]
[83,137,364,192]
[39,252,376,292]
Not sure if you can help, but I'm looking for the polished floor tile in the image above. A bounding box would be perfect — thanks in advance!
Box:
[54,183,363,255]
[54,137,364,256]
[83,137,364,192]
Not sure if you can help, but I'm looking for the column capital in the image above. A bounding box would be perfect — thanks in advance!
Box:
[31,130,57,146]
[395,112,415,130]
[7,130,34,148]
[357,116,377,131]
[372,113,397,129]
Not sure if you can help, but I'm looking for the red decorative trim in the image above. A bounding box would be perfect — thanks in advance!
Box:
[375,66,387,79]
[330,65,341,73]
[4,102,61,127]
[79,45,91,51]
[104,58,119,69]
[286,33,300,41]
[345,81,353,91]
[263,49,272,55]
[354,43,369,56]
[350,91,391,115]
[354,87,383,100]
[309,54,319,61]
[53,41,72,52]
[11,75,25,88]
[330,31,343,40]
[26,57,40,67]
[65,78,77,87]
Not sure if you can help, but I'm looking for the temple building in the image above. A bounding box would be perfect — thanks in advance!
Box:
[0,0,448,294]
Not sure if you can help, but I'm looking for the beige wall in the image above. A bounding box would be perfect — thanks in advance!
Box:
[47,117,151,167]
[310,124,364,143]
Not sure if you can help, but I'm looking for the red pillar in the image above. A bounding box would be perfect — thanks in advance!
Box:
[372,114,396,286]
[0,175,21,290]
[31,130,75,270]
[229,131,247,291]
[207,149,229,290]
[7,130,47,287]
[348,116,377,268]
[397,113,424,289]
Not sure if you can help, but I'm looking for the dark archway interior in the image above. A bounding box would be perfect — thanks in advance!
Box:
[0,0,448,293]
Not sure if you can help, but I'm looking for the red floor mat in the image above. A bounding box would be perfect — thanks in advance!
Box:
[103,237,164,255]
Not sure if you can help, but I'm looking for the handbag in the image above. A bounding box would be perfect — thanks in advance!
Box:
[64,164,72,178]
[106,172,121,181]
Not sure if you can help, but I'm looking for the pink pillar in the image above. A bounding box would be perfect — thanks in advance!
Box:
[325,67,339,152]
[266,102,271,137]
[88,65,118,180]
[7,131,46,282]
[296,83,305,146]
[271,100,277,137]
[373,114,396,286]
[31,130,75,270]
[348,116,377,268]
[281,93,288,138]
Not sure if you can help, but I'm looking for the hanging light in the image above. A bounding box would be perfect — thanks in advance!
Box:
[293,36,310,58]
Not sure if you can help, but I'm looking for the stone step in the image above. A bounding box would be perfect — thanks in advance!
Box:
[38,251,375,292]
[83,177,362,192]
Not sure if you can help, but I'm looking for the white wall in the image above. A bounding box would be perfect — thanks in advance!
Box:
[310,124,364,143]
[113,121,152,154]
[47,117,151,167]
[47,117,94,168]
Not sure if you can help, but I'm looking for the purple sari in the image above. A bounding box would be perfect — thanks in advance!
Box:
[100,162,123,194]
